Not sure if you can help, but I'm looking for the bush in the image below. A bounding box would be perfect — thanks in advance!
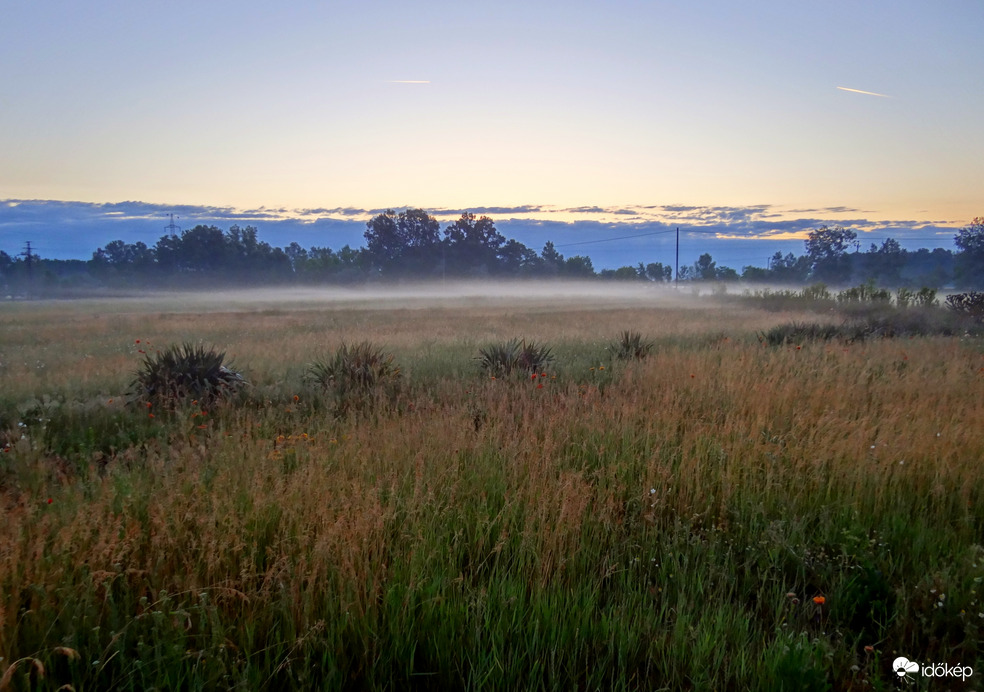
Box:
[945,292,984,320]
[306,342,401,415]
[608,331,655,360]
[130,343,245,409]
[476,339,553,377]
[837,281,891,304]
[758,323,845,346]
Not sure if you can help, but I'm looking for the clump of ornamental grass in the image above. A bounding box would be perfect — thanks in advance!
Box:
[129,342,246,409]
[306,341,401,416]
[476,338,553,378]
[608,330,654,360]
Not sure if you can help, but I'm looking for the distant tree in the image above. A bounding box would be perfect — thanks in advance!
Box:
[362,208,442,276]
[645,262,672,282]
[444,213,505,276]
[564,255,595,278]
[863,238,905,286]
[540,241,565,276]
[954,217,984,287]
[611,265,645,281]
[716,265,739,281]
[741,265,770,282]
[694,253,717,280]
[768,251,811,283]
[498,239,540,275]
[805,226,857,283]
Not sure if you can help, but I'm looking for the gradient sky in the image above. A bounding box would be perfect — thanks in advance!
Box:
[2,1,982,237]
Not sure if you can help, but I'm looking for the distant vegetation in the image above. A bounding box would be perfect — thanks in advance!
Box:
[1,213,982,296]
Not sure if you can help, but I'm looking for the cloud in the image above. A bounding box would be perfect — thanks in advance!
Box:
[0,198,961,266]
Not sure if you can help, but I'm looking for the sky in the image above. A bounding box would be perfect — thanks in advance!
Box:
[1,0,982,267]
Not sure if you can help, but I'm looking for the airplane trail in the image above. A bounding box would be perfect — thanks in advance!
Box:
[836,86,891,98]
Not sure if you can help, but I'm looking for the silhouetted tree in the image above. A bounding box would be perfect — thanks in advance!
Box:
[805,226,857,283]
[955,217,984,287]
[444,213,505,276]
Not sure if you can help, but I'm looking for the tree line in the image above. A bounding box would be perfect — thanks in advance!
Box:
[1,212,982,295]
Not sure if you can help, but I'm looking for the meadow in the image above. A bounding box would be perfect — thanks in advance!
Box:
[1,282,982,691]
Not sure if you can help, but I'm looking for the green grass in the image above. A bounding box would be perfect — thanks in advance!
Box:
[1,294,982,690]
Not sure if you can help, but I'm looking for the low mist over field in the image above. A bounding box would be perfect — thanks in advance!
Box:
[113,279,713,312]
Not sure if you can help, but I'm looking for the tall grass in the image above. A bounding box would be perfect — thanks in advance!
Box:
[1,295,982,689]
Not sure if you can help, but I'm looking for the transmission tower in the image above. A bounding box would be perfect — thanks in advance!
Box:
[164,213,181,236]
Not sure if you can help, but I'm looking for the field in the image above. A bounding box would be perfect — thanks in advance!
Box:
[1,282,982,691]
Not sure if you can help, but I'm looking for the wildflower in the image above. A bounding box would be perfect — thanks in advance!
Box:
[47,498,53,504]
[536,383,544,389]
[145,402,152,408]
[864,645,874,654]
[541,373,547,377]
[599,366,605,371]
[197,424,207,429]
[148,413,154,419]
[813,596,825,605]
[531,374,537,381]
[108,399,113,404]
[293,395,299,402]
[135,339,140,344]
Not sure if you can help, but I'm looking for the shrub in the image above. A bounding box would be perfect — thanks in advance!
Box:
[945,292,984,320]
[758,323,845,346]
[837,281,891,304]
[130,343,245,409]
[476,338,553,377]
[306,341,401,415]
[608,330,655,360]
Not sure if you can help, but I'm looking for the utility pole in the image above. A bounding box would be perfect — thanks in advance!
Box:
[674,227,679,286]
[22,241,34,298]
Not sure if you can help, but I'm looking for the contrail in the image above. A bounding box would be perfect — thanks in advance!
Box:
[837,86,891,98]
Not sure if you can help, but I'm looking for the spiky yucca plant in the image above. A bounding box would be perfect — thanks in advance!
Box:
[130,343,245,408]
[477,338,553,377]
[306,342,401,415]
[608,330,654,360]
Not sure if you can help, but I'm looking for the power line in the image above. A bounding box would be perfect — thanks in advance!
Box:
[555,227,719,248]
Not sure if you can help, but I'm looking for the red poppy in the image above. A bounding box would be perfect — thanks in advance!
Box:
[812,596,825,605]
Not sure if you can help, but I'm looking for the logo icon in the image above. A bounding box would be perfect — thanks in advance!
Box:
[894,657,919,679]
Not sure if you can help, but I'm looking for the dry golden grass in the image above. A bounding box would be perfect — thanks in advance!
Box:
[1,287,982,689]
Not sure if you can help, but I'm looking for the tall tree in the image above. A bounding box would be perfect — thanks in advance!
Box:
[954,217,984,287]
[444,213,505,275]
[805,226,857,283]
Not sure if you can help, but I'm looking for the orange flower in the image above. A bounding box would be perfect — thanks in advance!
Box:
[812,596,826,605]
[293,395,299,402]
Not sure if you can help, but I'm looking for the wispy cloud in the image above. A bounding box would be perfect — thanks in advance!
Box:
[837,86,892,98]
